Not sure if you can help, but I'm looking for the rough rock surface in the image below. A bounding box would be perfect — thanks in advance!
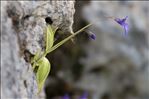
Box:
[74,1,149,99]
[1,1,75,99]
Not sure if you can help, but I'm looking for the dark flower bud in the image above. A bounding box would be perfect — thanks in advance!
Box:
[87,30,96,40]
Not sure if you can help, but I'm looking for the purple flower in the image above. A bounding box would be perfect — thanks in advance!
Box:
[87,31,96,40]
[114,16,129,36]
[80,92,88,99]
[90,33,96,40]
[62,94,70,99]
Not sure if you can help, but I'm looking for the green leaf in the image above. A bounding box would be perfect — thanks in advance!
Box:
[31,49,41,70]
[31,50,40,63]
[45,25,58,54]
[53,26,58,35]
[36,57,51,93]
[45,25,54,53]
[47,23,92,53]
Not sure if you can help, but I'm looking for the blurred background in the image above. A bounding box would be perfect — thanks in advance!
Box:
[45,1,149,99]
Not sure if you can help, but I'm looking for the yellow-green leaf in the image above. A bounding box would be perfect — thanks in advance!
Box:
[36,57,51,93]
[31,49,41,70]
[45,25,54,53]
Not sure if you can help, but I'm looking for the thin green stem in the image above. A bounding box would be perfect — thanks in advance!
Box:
[48,23,92,53]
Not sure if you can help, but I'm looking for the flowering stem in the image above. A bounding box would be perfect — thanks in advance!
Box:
[47,23,92,53]
[32,23,92,65]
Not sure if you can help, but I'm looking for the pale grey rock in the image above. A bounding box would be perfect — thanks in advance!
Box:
[1,1,75,99]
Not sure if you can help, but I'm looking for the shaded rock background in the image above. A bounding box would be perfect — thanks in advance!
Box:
[44,1,149,99]
[1,1,75,99]
[77,1,149,99]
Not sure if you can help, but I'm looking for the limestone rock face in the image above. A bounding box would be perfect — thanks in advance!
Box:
[1,1,75,99]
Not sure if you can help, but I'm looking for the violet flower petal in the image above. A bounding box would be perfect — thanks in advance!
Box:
[63,94,70,99]
[90,33,96,40]
[114,16,129,36]
[80,92,88,99]
[123,23,128,36]
[115,18,123,25]
[87,30,96,40]
[121,16,128,23]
